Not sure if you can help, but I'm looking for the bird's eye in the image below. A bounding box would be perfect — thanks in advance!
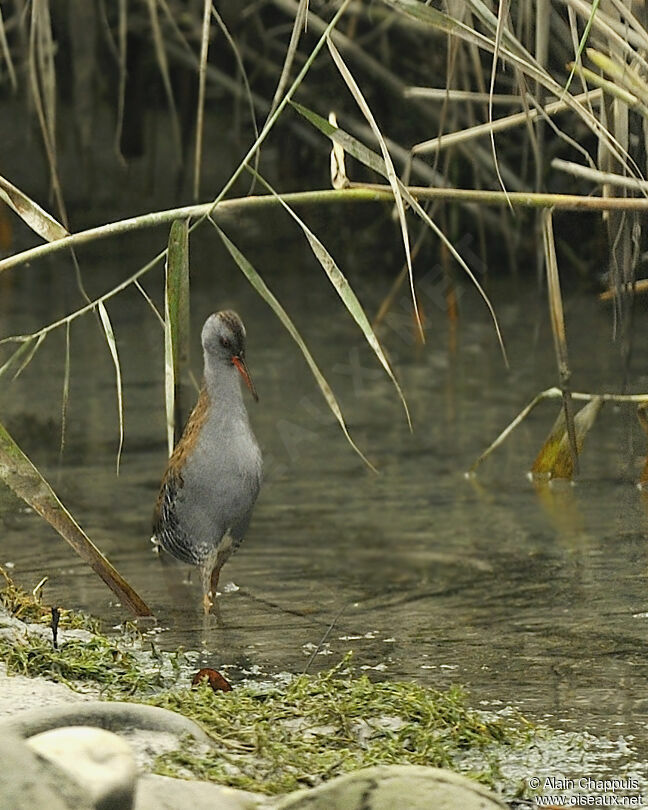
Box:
[220,337,231,350]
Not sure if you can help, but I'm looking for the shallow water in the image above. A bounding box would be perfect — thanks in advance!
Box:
[2,219,648,766]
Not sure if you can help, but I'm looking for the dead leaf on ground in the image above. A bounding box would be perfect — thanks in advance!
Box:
[192,668,232,692]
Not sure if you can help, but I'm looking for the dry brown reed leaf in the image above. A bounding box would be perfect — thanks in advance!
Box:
[114,0,128,166]
[590,48,648,107]
[273,0,406,98]
[599,279,648,301]
[552,158,648,191]
[98,302,124,474]
[389,0,636,177]
[0,420,152,616]
[267,0,309,120]
[213,221,377,472]
[164,220,191,453]
[28,0,67,228]
[412,90,603,155]
[326,36,423,343]
[473,389,648,476]
[59,322,70,460]
[0,174,68,242]
[145,0,182,165]
[542,209,578,474]
[594,6,636,378]
[531,406,570,478]
[248,167,411,429]
[329,112,348,189]
[531,398,604,479]
[533,0,550,204]
[403,88,524,104]
[193,0,212,201]
[487,0,511,202]
[0,4,16,89]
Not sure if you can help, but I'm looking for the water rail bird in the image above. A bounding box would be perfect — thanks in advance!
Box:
[152,311,262,614]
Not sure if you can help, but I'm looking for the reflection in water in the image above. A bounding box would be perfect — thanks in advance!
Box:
[1,229,648,758]
[532,480,585,542]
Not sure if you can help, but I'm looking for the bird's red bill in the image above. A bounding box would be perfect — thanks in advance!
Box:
[232,356,259,401]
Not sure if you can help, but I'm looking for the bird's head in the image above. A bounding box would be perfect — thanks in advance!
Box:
[202,310,258,401]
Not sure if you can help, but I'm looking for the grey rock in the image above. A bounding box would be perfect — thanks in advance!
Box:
[0,700,214,747]
[26,726,137,810]
[0,730,94,810]
[0,610,30,633]
[0,662,92,717]
[134,773,262,810]
[120,728,190,770]
[0,610,94,647]
[273,765,508,810]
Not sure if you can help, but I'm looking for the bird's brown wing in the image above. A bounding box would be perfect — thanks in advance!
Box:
[152,387,211,565]
[152,469,192,563]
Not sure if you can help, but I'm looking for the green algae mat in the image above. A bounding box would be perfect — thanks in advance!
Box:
[0,567,533,797]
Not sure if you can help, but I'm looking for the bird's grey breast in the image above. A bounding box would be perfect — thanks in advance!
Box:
[180,409,262,531]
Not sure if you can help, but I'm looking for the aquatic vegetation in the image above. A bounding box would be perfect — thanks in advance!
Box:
[6,568,638,803]
[0,634,172,696]
[0,567,181,693]
[0,564,99,632]
[0,624,534,795]
[0,605,532,794]
[0,570,533,794]
[0,422,152,617]
[146,657,532,795]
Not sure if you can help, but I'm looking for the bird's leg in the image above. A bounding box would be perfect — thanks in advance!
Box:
[201,559,215,615]
[210,564,222,598]
[201,555,224,615]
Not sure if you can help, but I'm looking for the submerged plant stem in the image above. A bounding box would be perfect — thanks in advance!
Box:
[471,387,648,472]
